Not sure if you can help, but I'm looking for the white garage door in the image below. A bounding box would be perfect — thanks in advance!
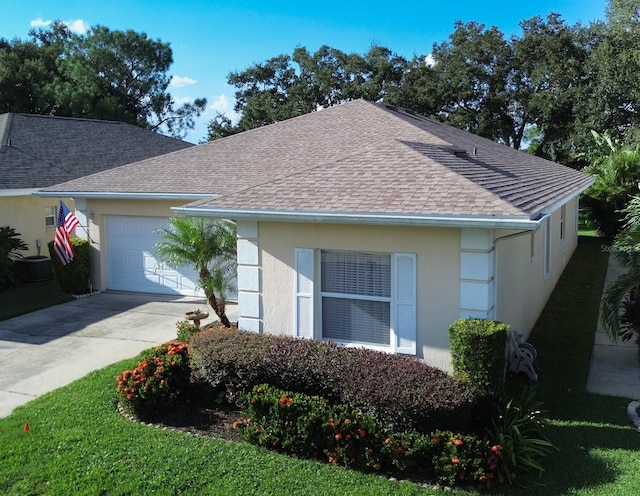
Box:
[106,216,203,296]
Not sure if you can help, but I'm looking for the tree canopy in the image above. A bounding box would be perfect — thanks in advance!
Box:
[0,22,206,138]
[208,1,640,168]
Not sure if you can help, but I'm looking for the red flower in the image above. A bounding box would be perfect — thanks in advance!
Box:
[453,438,463,446]
[357,428,366,438]
[335,432,343,440]
[23,421,29,432]
[451,457,461,464]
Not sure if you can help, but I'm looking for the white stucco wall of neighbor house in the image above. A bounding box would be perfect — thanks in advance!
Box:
[494,197,580,339]
[240,221,462,372]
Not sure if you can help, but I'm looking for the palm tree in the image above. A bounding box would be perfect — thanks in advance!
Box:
[155,217,236,327]
[601,195,640,341]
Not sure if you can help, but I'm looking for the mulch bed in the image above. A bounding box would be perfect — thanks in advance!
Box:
[119,400,245,443]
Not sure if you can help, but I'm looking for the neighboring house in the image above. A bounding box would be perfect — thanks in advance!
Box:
[0,113,193,258]
[38,100,592,371]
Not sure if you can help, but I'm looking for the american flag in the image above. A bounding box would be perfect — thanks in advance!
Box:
[53,201,80,265]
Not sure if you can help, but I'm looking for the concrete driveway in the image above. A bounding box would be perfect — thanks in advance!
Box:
[0,291,235,418]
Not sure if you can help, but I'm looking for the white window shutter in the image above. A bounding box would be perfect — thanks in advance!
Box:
[295,248,314,339]
[393,253,416,354]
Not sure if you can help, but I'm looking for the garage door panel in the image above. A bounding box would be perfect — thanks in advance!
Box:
[106,216,204,297]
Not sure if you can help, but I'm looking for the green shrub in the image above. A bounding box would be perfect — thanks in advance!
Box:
[189,327,478,434]
[116,341,191,419]
[0,226,28,291]
[176,320,199,342]
[237,384,511,488]
[47,238,91,294]
[236,384,331,458]
[449,318,509,398]
[237,384,384,472]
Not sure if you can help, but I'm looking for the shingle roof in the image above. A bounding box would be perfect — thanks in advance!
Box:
[41,99,592,219]
[0,113,193,189]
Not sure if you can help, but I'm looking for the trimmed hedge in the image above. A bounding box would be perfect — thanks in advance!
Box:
[449,318,509,398]
[48,238,91,294]
[189,327,478,434]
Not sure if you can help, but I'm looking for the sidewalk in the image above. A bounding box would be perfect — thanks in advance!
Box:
[586,253,640,399]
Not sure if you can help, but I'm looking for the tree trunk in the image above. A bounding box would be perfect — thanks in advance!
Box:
[208,292,231,328]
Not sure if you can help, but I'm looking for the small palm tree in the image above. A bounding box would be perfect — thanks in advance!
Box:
[155,217,236,327]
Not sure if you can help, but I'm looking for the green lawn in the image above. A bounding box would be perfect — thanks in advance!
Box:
[1,236,638,495]
[0,278,74,321]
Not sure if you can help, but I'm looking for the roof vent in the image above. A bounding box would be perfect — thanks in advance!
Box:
[453,148,468,157]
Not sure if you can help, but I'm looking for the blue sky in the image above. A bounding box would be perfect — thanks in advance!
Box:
[2,1,608,143]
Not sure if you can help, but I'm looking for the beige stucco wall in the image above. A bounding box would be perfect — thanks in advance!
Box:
[0,195,75,257]
[258,222,461,370]
[82,198,188,291]
[494,198,579,338]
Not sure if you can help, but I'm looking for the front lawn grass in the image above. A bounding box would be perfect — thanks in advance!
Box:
[0,278,73,321]
[0,359,433,496]
[0,236,638,495]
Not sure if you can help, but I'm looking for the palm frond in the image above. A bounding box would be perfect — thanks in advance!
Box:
[600,267,640,340]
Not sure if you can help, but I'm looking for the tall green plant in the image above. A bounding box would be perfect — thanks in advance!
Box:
[601,195,640,340]
[0,226,28,290]
[582,131,640,238]
[155,217,236,327]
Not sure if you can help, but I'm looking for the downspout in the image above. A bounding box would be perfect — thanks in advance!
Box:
[492,216,548,321]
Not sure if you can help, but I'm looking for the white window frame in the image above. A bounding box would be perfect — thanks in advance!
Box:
[294,248,416,354]
[44,206,57,228]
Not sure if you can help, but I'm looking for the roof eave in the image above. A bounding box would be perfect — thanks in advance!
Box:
[172,206,542,230]
[529,179,594,217]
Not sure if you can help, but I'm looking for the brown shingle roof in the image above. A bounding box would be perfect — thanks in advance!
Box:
[41,99,592,219]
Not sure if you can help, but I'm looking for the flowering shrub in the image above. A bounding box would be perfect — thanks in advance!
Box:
[235,384,516,488]
[236,384,328,456]
[322,404,384,471]
[116,341,191,418]
[236,384,384,472]
[429,431,499,488]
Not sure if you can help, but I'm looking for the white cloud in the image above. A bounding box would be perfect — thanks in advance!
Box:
[424,53,437,67]
[29,17,88,35]
[170,75,198,88]
[65,19,88,35]
[209,94,239,123]
[30,17,51,28]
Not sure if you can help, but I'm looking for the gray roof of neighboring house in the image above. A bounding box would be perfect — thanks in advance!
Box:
[40,99,592,221]
[0,113,193,190]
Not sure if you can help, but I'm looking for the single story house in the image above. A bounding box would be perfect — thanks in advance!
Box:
[38,100,592,371]
[0,113,192,257]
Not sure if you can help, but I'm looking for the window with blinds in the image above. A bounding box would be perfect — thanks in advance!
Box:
[320,251,391,346]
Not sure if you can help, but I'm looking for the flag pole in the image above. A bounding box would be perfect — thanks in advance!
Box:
[76,223,95,244]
